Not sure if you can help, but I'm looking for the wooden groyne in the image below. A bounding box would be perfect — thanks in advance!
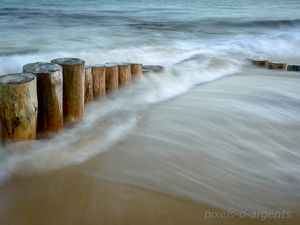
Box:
[2,55,299,144]
[0,57,164,144]
[251,59,300,72]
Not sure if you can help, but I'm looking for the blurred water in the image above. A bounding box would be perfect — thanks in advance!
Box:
[91,69,300,211]
[0,0,300,211]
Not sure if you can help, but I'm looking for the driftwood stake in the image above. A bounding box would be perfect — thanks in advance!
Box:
[0,73,38,143]
[105,63,118,93]
[51,58,85,124]
[84,67,94,103]
[91,65,106,99]
[23,62,63,137]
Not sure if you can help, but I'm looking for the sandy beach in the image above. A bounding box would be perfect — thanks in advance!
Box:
[0,149,299,225]
[0,151,299,225]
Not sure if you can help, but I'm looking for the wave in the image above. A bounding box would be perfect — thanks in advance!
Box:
[1,24,300,74]
[213,19,300,29]
[0,50,241,184]
[128,18,300,33]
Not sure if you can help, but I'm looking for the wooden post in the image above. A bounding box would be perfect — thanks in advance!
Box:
[118,63,131,88]
[268,62,287,70]
[251,60,269,68]
[0,73,38,143]
[130,63,143,81]
[105,63,118,93]
[51,58,85,124]
[23,62,63,137]
[287,65,300,72]
[91,65,106,99]
[84,67,94,103]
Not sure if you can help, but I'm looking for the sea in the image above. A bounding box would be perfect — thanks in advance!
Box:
[0,0,300,212]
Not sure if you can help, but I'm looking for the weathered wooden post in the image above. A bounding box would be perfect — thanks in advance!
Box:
[84,67,94,103]
[51,58,85,124]
[268,62,287,70]
[130,63,143,81]
[0,73,38,143]
[118,63,131,88]
[105,63,118,93]
[251,60,269,68]
[23,62,63,137]
[91,65,106,99]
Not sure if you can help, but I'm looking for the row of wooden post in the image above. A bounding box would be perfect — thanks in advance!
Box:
[251,60,300,72]
[0,58,143,144]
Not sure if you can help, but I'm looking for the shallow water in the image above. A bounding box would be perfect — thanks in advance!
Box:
[1,0,300,214]
[91,69,300,211]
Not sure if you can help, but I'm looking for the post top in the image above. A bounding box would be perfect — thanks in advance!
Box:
[87,64,106,69]
[23,62,62,74]
[106,62,130,66]
[118,63,130,67]
[51,58,85,66]
[128,63,143,66]
[269,62,286,65]
[0,73,36,84]
[105,63,119,68]
[251,59,268,62]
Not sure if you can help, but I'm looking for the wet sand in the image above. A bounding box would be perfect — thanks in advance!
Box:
[0,148,299,225]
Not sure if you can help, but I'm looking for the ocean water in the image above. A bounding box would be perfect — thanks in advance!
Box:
[1,0,300,211]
